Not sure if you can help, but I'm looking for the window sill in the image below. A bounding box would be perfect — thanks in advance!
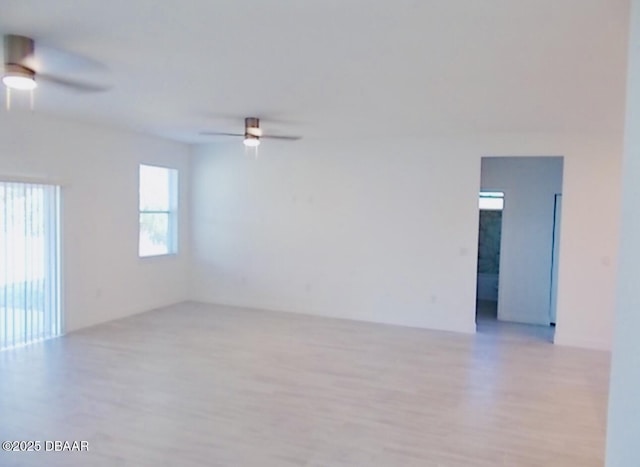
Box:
[139,252,179,261]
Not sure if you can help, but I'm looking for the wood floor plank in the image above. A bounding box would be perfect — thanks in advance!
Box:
[0,302,610,466]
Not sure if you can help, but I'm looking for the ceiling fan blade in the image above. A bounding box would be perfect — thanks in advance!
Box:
[261,135,302,141]
[38,73,110,92]
[200,132,245,137]
[34,43,108,74]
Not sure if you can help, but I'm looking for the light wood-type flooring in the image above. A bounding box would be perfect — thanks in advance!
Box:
[0,302,610,466]
[475,299,555,343]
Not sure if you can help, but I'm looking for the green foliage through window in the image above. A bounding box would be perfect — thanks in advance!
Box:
[139,165,177,257]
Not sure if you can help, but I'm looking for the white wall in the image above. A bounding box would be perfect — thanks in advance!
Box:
[481,157,563,325]
[0,111,191,333]
[606,0,640,464]
[191,131,621,349]
[191,138,480,333]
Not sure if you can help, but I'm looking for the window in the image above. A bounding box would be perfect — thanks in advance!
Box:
[0,181,61,350]
[139,164,178,257]
[479,191,504,210]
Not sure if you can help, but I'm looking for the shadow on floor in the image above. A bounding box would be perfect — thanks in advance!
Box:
[475,299,555,343]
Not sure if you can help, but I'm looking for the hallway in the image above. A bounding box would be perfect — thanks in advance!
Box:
[476,300,555,343]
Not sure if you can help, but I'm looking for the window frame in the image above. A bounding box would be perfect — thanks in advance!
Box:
[138,164,178,258]
[479,191,504,211]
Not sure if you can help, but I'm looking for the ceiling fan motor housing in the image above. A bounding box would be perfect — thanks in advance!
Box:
[245,117,260,129]
[245,117,261,137]
[4,63,35,80]
[4,34,35,69]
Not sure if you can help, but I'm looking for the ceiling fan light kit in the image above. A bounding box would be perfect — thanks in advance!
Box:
[2,64,37,90]
[243,135,261,147]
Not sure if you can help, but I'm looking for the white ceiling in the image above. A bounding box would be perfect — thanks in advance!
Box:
[0,0,630,143]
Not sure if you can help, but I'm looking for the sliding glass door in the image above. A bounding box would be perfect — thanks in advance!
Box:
[0,181,61,350]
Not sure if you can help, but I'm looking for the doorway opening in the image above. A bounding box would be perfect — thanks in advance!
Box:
[475,156,563,343]
[0,181,62,351]
[476,192,503,322]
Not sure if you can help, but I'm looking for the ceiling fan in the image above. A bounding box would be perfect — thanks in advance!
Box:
[3,34,109,93]
[201,117,301,147]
